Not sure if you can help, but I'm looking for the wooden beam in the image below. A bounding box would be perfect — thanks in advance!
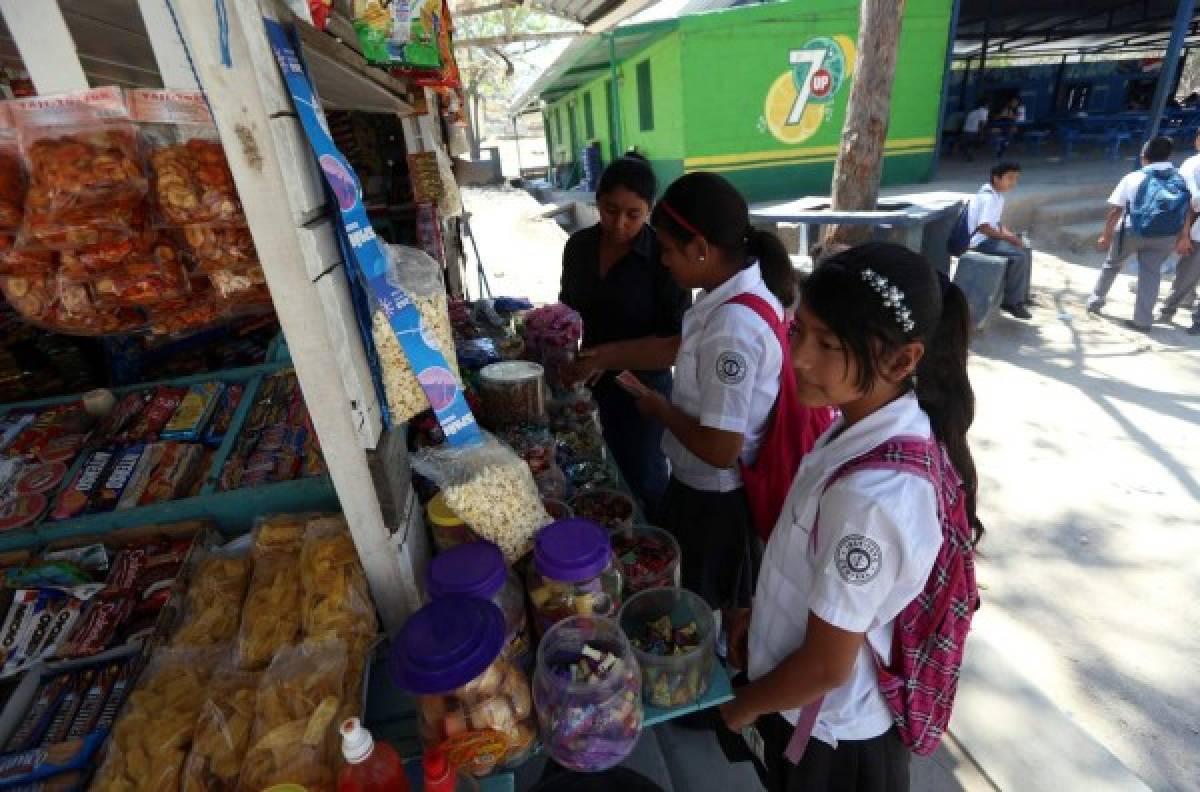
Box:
[454,30,583,47]
[0,0,89,93]
[136,0,200,89]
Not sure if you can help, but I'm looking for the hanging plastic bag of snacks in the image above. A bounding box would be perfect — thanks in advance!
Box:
[129,90,245,228]
[0,104,26,235]
[10,87,146,250]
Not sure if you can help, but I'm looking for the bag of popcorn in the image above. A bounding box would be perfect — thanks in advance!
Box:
[369,244,461,425]
[413,433,551,563]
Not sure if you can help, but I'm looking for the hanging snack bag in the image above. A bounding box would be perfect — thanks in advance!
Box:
[235,546,304,670]
[412,433,551,564]
[10,86,146,251]
[354,0,443,69]
[370,244,461,424]
[129,90,244,228]
[238,639,346,792]
[0,103,26,234]
[172,547,252,648]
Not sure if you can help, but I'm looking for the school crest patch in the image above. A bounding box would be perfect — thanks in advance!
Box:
[835,534,882,585]
[715,350,747,385]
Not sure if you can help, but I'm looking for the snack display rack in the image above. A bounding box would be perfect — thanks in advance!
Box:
[0,0,458,633]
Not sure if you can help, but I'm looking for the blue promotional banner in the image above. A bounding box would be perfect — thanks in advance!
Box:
[263,19,481,447]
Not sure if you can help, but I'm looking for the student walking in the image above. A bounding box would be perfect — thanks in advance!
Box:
[967,162,1034,319]
[617,172,823,611]
[1158,130,1200,335]
[1088,137,1191,331]
[718,243,982,792]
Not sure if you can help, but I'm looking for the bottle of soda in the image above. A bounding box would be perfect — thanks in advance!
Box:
[337,718,409,792]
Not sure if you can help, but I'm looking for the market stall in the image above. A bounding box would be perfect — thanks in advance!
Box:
[0,1,735,789]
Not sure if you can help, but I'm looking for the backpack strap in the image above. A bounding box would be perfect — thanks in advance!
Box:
[723,293,787,370]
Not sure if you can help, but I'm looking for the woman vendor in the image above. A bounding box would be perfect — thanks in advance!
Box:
[559,154,691,522]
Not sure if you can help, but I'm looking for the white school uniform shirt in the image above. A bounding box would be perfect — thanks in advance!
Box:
[963,107,988,133]
[1178,154,1200,242]
[661,262,782,493]
[1108,162,1177,230]
[747,392,942,747]
[967,183,1004,249]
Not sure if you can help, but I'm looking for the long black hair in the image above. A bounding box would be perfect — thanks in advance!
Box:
[803,242,982,541]
[650,172,795,306]
[597,153,657,206]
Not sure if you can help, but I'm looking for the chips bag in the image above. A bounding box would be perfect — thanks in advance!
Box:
[172,548,252,648]
[180,664,259,792]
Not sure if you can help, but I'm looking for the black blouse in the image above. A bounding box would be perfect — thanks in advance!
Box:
[558,224,691,355]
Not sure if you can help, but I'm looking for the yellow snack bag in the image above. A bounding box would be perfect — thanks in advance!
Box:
[180,665,258,792]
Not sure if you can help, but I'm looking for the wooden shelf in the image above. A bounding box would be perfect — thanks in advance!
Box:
[291,9,415,116]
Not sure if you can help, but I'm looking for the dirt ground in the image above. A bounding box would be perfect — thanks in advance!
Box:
[462,185,1200,791]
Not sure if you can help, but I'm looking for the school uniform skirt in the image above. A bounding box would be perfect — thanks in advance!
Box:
[756,714,910,792]
[660,477,760,610]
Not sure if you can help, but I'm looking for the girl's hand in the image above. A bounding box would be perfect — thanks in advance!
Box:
[723,607,752,671]
[719,696,757,732]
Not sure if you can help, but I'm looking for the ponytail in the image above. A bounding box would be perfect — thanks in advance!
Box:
[747,228,796,307]
[915,279,983,542]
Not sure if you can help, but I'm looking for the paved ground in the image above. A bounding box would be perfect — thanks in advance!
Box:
[462,183,1200,791]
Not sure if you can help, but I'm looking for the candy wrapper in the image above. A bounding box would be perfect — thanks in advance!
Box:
[180,665,259,792]
[369,245,461,424]
[235,548,303,670]
[10,87,147,250]
[48,449,115,521]
[90,647,221,792]
[160,381,223,441]
[117,385,185,443]
[129,90,244,229]
[67,657,133,739]
[172,548,251,648]
[412,434,551,564]
[239,639,346,792]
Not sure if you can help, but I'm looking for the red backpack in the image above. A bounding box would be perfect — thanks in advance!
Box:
[787,435,979,761]
[725,294,834,542]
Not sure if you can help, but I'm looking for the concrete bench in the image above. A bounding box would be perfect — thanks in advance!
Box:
[952,251,1008,332]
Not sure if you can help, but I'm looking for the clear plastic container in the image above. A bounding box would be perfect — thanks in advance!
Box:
[570,488,635,531]
[618,587,716,710]
[479,361,546,426]
[528,519,623,635]
[533,615,643,772]
[610,524,682,597]
[542,498,573,521]
[428,541,531,670]
[427,492,477,551]
[390,596,537,777]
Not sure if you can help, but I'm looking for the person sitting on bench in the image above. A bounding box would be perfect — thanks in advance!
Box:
[968,161,1034,319]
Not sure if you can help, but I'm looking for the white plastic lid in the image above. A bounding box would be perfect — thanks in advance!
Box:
[340,717,375,764]
[480,361,543,384]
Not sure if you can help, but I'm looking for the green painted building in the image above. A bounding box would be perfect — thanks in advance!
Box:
[527,0,953,203]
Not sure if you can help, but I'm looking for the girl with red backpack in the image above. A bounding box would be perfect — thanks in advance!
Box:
[719,243,982,792]
[617,172,829,611]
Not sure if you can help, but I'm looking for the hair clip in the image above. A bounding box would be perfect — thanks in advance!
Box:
[861,268,915,333]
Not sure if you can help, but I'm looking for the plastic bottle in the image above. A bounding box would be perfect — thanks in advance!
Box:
[337,718,409,792]
[422,746,479,792]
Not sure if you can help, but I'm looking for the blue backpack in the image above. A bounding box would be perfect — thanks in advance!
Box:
[1127,167,1190,237]
[946,201,972,256]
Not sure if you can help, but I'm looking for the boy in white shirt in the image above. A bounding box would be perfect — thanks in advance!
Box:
[967,162,1033,319]
[1158,130,1200,334]
[960,101,989,160]
[1088,137,1189,331]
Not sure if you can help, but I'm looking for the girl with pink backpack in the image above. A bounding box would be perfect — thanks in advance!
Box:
[719,243,982,792]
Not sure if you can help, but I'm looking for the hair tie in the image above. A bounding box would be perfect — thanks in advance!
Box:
[861,268,915,333]
[658,201,703,238]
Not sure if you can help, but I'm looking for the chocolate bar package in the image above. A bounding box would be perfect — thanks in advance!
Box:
[48,450,115,522]
[66,659,129,739]
[4,674,70,751]
[160,381,223,441]
[117,386,185,443]
[202,383,243,447]
[115,443,163,511]
[91,445,147,514]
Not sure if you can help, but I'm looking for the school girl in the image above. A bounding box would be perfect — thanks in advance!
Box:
[718,242,982,791]
[618,172,796,610]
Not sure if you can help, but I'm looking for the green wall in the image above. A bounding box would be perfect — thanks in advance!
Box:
[539,0,951,202]
[676,0,950,201]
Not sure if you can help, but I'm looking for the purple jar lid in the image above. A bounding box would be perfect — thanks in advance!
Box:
[534,518,612,583]
[389,595,506,694]
[427,541,507,601]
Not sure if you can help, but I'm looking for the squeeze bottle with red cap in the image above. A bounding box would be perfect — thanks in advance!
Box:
[337,717,408,792]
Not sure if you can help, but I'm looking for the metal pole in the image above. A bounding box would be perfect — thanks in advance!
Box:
[608,32,624,155]
[1145,0,1196,141]
[1052,53,1068,115]
[512,115,523,176]
[931,0,963,178]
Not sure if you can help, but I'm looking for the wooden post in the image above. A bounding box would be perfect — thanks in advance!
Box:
[826,0,907,247]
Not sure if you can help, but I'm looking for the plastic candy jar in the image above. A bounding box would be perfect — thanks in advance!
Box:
[527,519,622,635]
[618,587,716,709]
[610,524,682,597]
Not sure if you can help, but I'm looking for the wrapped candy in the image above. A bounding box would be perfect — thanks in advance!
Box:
[570,488,635,531]
[610,524,682,596]
[533,616,642,772]
[619,587,716,709]
[528,519,622,635]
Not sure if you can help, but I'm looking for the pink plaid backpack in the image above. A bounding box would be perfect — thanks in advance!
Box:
[788,435,979,760]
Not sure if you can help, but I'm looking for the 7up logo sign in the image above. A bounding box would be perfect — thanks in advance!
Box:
[764,35,856,145]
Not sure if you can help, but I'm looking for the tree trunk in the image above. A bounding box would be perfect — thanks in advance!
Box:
[826,0,906,248]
